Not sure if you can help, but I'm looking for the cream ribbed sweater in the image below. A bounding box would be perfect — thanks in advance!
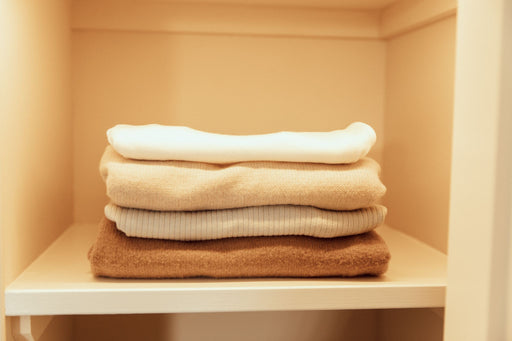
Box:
[106,122,376,164]
[100,147,385,211]
[105,203,387,240]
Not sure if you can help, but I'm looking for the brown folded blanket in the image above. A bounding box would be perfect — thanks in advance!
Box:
[100,146,386,211]
[89,218,390,278]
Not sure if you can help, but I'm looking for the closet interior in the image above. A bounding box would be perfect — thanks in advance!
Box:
[1,0,462,340]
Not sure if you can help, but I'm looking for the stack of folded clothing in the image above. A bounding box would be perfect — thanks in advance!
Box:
[89,122,391,278]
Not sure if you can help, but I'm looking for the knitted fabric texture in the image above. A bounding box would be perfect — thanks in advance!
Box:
[100,146,386,211]
[105,203,387,240]
[89,218,391,279]
[107,122,376,164]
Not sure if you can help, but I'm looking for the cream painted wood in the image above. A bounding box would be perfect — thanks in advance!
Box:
[503,3,512,340]
[72,1,381,39]
[97,0,398,10]
[12,316,34,341]
[380,0,456,38]
[5,225,446,316]
[0,1,72,340]
[508,199,512,341]
[11,316,53,341]
[445,0,512,340]
[73,0,457,40]
[382,16,455,253]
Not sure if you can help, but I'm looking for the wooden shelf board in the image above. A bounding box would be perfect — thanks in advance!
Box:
[72,0,399,11]
[5,224,446,316]
[72,1,382,39]
[72,0,457,39]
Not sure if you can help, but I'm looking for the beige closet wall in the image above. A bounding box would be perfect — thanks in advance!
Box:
[382,16,456,253]
[377,309,444,341]
[72,30,386,223]
[73,311,378,341]
[0,1,73,340]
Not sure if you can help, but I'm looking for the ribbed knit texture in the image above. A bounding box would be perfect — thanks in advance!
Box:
[89,218,391,278]
[107,122,376,164]
[100,146,386,211]
[105,203,387,240]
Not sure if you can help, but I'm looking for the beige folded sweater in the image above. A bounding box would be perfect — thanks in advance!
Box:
[105,203,387,240]
[89,218,390,278]
[100,146,386,211]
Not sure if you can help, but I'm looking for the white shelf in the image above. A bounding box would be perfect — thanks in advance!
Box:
[73,0,456,40]
[5,224,446,316]
[75,0,399,11]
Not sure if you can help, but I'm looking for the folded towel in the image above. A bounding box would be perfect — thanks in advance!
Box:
[106,122,376,164]
[100,146,386,211]
[89,218,390,278]
[105,203,387,240]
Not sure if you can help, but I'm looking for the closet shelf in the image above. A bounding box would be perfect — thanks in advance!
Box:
[5,224,446,316]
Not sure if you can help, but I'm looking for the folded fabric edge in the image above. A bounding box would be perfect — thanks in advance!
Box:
[104,203,388,241]
[88,218,391,279]
[106,121,377,164]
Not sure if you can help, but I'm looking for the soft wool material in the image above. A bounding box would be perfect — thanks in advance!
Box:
[100,146,386,211]
[106,122,376,164]
[105,203,387,240]
[89,218,390,278]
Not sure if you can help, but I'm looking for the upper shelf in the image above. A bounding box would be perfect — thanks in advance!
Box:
[5,224,446,316]
[72,0,456,39]
[93,0,399,10]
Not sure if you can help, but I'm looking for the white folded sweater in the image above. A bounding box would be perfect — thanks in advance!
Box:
[105,203,387,240]
[107,122,376,164]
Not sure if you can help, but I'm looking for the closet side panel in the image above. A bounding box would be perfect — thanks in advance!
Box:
[72,31,386,222]
[0,0,73,340]
[382,16,456,253]
[445,0,512,339]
